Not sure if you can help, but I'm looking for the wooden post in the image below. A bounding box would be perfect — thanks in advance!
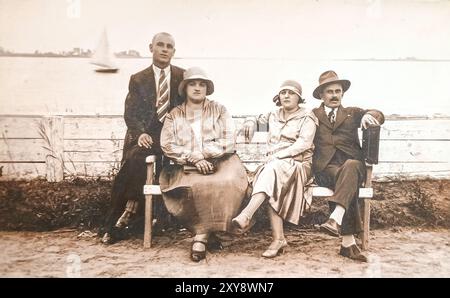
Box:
[143,155,156,249]
[361,165,373,250]
[42,116,64,182]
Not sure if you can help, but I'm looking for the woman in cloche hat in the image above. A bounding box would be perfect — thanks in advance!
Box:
[159,67,249,262]
[232,79,318,258]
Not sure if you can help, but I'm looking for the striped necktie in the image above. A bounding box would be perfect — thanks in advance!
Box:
[156,69,169,122]
[328,108,336,125]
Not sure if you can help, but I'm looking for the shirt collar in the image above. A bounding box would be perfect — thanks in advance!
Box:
[152,64,171,76]
[324,105,338,115]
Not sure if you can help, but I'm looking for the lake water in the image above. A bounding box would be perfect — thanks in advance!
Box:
[0,57,449,116]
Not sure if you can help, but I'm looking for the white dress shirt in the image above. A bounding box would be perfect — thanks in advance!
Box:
[152,64,171,100]
[324,105,338,120]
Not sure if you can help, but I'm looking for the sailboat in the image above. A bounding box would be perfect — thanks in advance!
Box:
[91,29,119,73]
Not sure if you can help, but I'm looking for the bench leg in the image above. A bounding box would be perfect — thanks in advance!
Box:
[360,199,370,250]
[144,195,153,248]
[144,159,155,249]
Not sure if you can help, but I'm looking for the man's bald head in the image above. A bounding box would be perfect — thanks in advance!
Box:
[149,32,176,68]
[151,32,175,47]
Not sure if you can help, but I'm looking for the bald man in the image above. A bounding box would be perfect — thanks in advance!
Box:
[101,32,185,244]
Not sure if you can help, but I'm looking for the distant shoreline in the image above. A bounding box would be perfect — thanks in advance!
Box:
[1,54,450,62]
[0,54,143,59]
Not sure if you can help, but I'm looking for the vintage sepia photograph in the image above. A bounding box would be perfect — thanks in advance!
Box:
[0,0,449,279]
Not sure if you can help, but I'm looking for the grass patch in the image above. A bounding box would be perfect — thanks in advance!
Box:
[1,178,448,231]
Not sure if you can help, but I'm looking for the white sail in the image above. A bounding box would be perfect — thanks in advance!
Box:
[91,29,118,70]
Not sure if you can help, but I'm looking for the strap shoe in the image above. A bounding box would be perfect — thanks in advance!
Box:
[262,239,288,258]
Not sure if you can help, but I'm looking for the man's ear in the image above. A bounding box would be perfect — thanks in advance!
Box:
[149,43,153,53]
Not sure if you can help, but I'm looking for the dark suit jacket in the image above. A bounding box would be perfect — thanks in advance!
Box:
[122,65,185,161]
[312,103,384,173]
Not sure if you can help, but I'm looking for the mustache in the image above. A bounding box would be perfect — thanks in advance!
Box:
[331,97,339,101]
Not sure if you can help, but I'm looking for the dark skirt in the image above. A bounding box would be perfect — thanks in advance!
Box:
[159,154,249,234]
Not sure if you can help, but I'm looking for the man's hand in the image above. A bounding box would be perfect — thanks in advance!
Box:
[138,133,153,148]
[361,114,380,129]
[187,151,205,164]
[238,120,256,143]
[195,160,215,175]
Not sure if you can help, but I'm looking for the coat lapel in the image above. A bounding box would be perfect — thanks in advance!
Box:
[143,65,182,107]
[316,104,333,129]
[333,106,349,130]
[142,66,156,106]
[170,65,183,106]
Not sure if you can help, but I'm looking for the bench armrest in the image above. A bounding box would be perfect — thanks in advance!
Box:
[146,155,157,163]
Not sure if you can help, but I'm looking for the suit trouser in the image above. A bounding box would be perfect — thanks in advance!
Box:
[103,145,166,234]
[316,158,366,235]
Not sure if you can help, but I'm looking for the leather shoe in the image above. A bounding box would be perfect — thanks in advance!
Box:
[320,218,341,237]
[232,213,251,230]
[231,213,256,234]
[339,244,368,262]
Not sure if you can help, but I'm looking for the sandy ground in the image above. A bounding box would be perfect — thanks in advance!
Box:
[0,227,449,278]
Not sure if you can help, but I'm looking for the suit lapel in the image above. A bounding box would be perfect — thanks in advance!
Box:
[170,65,182,105]
[316,104,333,129]
[333,106,348,130]
[143,65,182,107]
[142,66,156,106]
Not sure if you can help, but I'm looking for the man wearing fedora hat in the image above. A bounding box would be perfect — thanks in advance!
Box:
[101,32,185,244]
[312,70,384,262]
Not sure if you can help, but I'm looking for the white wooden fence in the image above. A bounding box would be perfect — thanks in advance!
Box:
[1,114,449,181]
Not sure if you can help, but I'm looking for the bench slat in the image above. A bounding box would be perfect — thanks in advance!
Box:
[143,185,373,198]
[144,185,162,195]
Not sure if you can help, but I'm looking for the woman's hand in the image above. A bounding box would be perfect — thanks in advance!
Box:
[138,133,153,148]
[187,151,205,164]
[195,160,215,175]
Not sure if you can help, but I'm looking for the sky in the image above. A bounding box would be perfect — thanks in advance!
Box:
[1,0,450,60]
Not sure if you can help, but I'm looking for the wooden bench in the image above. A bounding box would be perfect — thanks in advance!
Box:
[143,156,375,250]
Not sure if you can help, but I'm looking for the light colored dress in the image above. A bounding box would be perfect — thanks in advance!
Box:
[249,107,318,224]
[159,99,248,234]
